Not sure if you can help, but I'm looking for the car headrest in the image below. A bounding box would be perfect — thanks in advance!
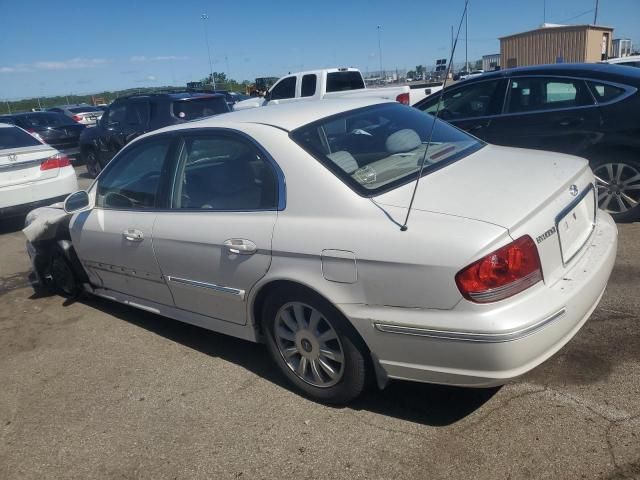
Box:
[327,150,358,174]
[386,129,421,154]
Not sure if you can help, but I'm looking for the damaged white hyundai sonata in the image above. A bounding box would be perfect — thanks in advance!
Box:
[24,98,617,404]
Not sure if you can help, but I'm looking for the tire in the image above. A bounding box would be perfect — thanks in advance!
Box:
[84,148,101,179]
[50,248,81,298]
[262,287,368,404]
[590,152,640,223]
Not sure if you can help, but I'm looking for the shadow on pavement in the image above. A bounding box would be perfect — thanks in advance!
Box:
[81,295,499,426]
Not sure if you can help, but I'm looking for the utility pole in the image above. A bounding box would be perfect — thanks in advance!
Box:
[225,55,230,84]
[377,25,384,82]
[201,13,215,89]
[543,0,546,24]
[593,0,599,24]
[465,2,469,72]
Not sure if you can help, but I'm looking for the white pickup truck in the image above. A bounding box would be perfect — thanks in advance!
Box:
[233,68,441,110]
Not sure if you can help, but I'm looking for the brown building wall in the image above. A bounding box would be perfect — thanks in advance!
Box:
[500,26,613,68]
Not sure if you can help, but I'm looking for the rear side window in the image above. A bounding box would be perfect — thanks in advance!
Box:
[587,81,627,103]
[301,74,317,97]
[172,97,229,121]
[0,126,42,149]
[22,113,76,128]
[326,72,365,92]
[270,76,297,100]
[96,139,171,209]
[507,77,593,113]
[171,135,278,210]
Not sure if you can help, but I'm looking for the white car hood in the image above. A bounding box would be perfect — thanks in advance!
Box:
[233,97,266,111]
[374,144,591,230]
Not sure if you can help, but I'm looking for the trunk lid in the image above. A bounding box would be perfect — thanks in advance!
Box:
[0,145,60,187]
[375,144,597,285]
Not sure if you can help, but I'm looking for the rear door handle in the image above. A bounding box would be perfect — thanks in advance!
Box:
[558,117,583,127]
[223,238,257,255]
[123,229,144,242]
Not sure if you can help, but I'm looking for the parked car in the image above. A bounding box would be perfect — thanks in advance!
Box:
[0,112,85,160]
[459,69,485,81]
[415,63,640,222]
[210,90,251,108]
[233,67,416,110]
[25,99,616,404]
[605,55,640,68]
[0,123,77,218]
[47,104,103,127]
[79,91,230,177]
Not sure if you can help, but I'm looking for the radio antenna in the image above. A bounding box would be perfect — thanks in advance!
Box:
[400,0,469,231]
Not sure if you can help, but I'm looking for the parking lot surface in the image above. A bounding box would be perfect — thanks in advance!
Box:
[0,166,639,480]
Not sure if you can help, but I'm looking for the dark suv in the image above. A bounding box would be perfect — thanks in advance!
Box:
[80,92,230,177]
[415,63,640,222]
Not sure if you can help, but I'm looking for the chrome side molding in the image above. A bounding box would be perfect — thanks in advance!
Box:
[166,275,245,300]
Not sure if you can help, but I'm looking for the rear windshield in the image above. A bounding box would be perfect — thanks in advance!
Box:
[21,113,77,128]
[291,103,483,196]
[0,126,42,149]
[68,106,102,113]
[172,97,229,121]
[326,71,365,92]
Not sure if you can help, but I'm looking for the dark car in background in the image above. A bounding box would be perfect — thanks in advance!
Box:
[415,63,640,222]
[47,104,104,126]
[213,90,251,108]
[79,91,230,177]
[0,111,85,160]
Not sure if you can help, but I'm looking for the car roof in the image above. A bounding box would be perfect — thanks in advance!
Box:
[114,92,225,102]
[458,63,640,84]
[606,55,640,64]
[0,122,17,128]
[151,97,391,135]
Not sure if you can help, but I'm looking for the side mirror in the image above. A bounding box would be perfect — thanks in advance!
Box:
[64,190,90,214]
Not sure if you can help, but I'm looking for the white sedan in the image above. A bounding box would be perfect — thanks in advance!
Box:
[26,99,617,404]
[0,123,78,219]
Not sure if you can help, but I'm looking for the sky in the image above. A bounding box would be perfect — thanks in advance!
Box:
[1,0,638,100]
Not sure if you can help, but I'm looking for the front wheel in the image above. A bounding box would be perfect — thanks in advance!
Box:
[592,154,640,223]
[84,148,101,179]
[262,288,368,404]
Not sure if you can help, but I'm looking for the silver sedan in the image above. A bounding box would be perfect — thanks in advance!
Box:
[26,98,617,404]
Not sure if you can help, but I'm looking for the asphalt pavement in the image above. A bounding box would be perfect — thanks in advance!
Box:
[0,166,638,480]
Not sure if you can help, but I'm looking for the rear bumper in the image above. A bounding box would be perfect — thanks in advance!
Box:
[0,167,77,217]
[341,211,618,387]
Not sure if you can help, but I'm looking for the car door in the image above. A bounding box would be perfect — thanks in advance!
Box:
[266,75,298,105]
[70,136,176,305]
[414,78,507,143]
[96,103,127,165]
[487,76,602,154]
[152,130,282,325]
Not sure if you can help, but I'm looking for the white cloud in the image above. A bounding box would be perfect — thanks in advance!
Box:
[34,57,109,70]
[130,56,147,63]
[130,55,189,63]
[146,75,157,81]
[0,64,32,74]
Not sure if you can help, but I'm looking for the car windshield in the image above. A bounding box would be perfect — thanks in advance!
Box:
[68,106,102,113]
[291,103,483,195]
[0,126,42,149]
[22,113,77,128]
[172,97,229,120]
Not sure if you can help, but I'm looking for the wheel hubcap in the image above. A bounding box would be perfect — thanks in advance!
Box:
[274,302,345,388]
[594,162,640,214]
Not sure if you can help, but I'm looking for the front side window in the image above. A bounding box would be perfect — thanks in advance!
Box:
[506,77,593,113]
[106,104,126,126]
[270,76,296,100]
[291,103,483,195]
[171,135,278,210]
[301,74,317,97]
[96,138,171,209]
[418,80,502,120]
[125,102,150,126]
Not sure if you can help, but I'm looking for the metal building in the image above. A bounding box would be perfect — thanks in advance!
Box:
[612,38,633,58]
[482,53,501,71]
[500,24,614,68]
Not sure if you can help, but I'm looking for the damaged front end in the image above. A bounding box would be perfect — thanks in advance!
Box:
[23,204,88,297]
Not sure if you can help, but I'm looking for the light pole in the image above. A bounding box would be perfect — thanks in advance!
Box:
[201,13,215,89]
[377,25,384,82]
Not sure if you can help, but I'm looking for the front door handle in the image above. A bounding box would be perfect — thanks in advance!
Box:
[123,229,144,242]
[223,238,257,255]
[558,117,583,127]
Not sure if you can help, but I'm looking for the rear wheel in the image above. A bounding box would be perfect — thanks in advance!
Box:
[262,288,368,404]
[84,148,101,178]
[592,153,640,223]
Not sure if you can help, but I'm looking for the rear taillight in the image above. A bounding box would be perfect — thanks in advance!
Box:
[40,154,71,171]
[72,115,83,122]
[455,235,543,303]
[396,92,410,105]
[27,128,45,143]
